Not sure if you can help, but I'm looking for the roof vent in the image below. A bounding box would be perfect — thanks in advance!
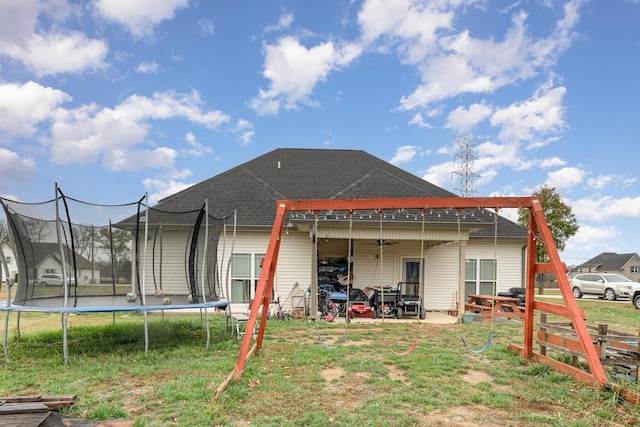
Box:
[277,161,281,169]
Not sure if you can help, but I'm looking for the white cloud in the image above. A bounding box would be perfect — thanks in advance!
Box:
[0,1,107,76]
[390,145,420,165]
[233,119,255,145]
[357,0,455,58]
[183,132,213,157]
[539,157,566,168]
[104,146,177,172]
[9,33,108,76]
[423,160,456,188]
[0,147,38,184]
[143,176,194,205]
[564,224,620,254]
[0,0,43,44]
[48,90,230,169]
[544,166,584,189]
[250,36,362,115]
[0,81,71,138]
[491,83,567,143]
[370,2,582,112]
[265,11,294,33]
[571,195,640,222]
[586,174,635,190]
[136,61,160,73]
[408,112,431,128]
[446,103,493,134]
[198,18,215,36]
[92,0,191,38]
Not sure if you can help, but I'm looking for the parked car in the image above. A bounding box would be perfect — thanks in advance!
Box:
[570,273,634,301]
[632,283,640,310]
[37,273,75,286]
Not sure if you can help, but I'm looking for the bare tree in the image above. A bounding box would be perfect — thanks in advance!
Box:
[0,219,10,246]
[97,227,132,283]
[22,217,53,242]
[72,224,99,259]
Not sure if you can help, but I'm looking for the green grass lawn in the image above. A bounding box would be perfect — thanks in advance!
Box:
[0,292,639,426]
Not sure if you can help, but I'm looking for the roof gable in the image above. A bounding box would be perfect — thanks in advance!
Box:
[157,149,453,223]
[32,242,93,270]
[149,148,526,239]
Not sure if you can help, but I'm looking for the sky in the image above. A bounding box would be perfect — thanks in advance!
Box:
[0,0,639,265]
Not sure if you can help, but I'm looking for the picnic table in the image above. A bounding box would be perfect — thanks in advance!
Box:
[464,294,525,322]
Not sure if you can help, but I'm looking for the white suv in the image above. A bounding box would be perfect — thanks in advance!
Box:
[632,283,640,309]
[570,273,634,301]
[37,273,75,286]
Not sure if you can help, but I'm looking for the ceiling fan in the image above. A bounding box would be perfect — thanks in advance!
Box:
[370,239,398,246]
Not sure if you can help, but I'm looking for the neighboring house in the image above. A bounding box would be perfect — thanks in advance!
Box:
[1,244,18,283]
[576,252,640,282]
[32,242,100,284]
[137,148,529,312]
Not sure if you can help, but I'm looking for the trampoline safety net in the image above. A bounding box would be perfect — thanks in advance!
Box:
[0,187,228,308]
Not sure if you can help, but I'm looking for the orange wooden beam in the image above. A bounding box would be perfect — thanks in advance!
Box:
[534,300,586,319]
[536,330,596,354]
[232,201,287,380]
[509,344,600,386]
[535,262,568,274]
[281,196,535,212]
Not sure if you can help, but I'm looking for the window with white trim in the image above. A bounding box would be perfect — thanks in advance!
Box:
[230,253,265,303]
[464,258,497,298]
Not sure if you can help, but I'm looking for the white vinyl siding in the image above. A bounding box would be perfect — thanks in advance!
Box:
[141,228,191,295]
[465,241,524,294]
[217,230,312,313]
[143,226,525,314]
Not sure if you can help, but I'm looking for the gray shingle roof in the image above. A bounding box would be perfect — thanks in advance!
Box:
[146,148,527,239]
[578,252,637,271]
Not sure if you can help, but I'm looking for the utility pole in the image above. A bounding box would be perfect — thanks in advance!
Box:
[451,135,479,197]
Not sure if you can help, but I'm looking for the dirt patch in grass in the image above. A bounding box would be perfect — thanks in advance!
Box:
[421,405,505,426]
[386,364,408,384]
[319,367,372,410]
[320,366,345,383]
[460,370,493,385]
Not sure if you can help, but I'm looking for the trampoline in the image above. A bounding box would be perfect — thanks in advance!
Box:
[0,184,231,363]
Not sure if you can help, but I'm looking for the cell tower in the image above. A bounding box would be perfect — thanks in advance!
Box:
[452,135,479,197]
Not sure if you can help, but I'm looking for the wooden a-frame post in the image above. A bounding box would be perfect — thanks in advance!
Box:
[215,196,611,400]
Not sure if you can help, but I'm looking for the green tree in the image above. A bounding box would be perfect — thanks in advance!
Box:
[518,185,579,293]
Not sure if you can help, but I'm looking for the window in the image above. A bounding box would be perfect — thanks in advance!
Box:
[631,266,639,274]
[464,258,497,298]
[4,256,11,263]
[230,253,265,303]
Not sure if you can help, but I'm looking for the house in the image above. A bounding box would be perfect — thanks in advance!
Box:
[140,148,529,313]
[31,242,100,284]
[576,252,640,282]
[1,244,18,283]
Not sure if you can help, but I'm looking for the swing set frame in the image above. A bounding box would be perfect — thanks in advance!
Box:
[215,196,625,401]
